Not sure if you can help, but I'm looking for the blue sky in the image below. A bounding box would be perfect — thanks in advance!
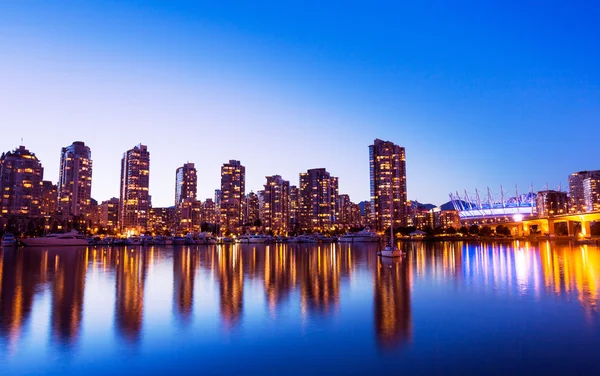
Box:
[1,1,598,206]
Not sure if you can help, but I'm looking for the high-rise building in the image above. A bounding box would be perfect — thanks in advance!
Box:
[179,197,202,232]
[298,168,338,232]
[536,190,569,217]
[100,198,120,232]
[262,175,290,234]
[40,180,58,216]
[148,207,176,235]
[0,145,44,217]
[244,191,260,226]
[369,139,407,231]
[569,170,600,213]
[119,144,150,235]
[583,176,600,212]
[219,160,245,234]
[57,141,92,217]
[336,194,352,227]
[289,185,300,232]
[175,163,197,206]
[202,199,217,225]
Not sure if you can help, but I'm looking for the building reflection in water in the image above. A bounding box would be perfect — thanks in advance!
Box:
[50,248,88,347]
[115,247,149,343]
[216,245,244,331]
[263,244,296,315]
[299,244,341,317]
[434,241,600,315]
[0,249,37,349]
[173,247,198,325]
[374,256,412,350]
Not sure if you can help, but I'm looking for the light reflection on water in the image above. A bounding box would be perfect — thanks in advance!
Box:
[0,241,599,374]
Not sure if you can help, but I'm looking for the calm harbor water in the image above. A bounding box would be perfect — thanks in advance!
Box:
[1,241,600,375]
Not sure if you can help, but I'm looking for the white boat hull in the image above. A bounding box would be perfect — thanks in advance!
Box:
[378,247,402,258]
[21,239,88,247]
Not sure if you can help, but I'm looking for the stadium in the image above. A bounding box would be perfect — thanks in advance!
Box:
[449,186,537,224]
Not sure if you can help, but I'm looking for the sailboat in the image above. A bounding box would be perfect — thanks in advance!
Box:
[378,191,403,258]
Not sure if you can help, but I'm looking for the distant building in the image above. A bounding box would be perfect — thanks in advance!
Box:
[219,160,245,234]
[431,208,460,229]
[119,144,150,235]
[179,198,202,232]
[536,190,568,217]
[360,200,374,228]
[583,176,600,212]
[57,141,92,217]
[100,197,119,232]
[336,194,351,227]
[0,145,44,217]
[289,185,300,232]
[369,139,407,230]
[298,168,338,232]
[244,191,260,225]
[40,180,58,216]
[175,163,197,206]
[569,170,600,213]
[149,207,176,235]
[262,175,290,234]
[202,198,217,225]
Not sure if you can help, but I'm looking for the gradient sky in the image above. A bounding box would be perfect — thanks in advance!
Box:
[1,1,599,207]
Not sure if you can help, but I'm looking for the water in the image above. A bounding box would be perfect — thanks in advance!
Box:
[1,241,599,375]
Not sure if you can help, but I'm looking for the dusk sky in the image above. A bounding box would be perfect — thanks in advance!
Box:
[1,1,599,207]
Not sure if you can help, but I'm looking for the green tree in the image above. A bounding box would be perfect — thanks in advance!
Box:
[469,225,480,235]
[480,226,493,236]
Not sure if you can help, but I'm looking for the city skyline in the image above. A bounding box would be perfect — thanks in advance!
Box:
[2,2,599,207]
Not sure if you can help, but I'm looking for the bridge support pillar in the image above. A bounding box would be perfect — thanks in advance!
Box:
[567,220,576,236]
[547,219,555,236]
[582,221,591,238]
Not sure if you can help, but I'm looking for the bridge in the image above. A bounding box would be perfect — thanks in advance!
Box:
[501,212,600,238]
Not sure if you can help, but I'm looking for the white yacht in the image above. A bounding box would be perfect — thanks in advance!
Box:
[296,235,318,243]
[248,235,268,244]
[21,230,88,247]
[126,236,142,246]
[339,229,380,243]
[236,235,250,244]
[219,237,234,244]
[1,233,17,247]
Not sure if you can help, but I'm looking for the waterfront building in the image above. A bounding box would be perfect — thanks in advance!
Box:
[569,170,600,213]
[431,208,461,229]
[100,198,119,232]
[298,168,338,232]
[179,198,202,232]
[360,200,374,228]
[536,190,569,217]
[202,198,218,225]
[175,163,197,206]
[0,145,44,217]
[219,160,245,234]
[40,180,58,216]
[148,207,176,235]
[289,185,300,233]
[350,203,362,228]
[336,194,352,228]
[244,191,260,226]
[57,141,92,217]
[583,176,600,212]
[262,175,290,234]
[119,144,150,235]
[369,139,408,231]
